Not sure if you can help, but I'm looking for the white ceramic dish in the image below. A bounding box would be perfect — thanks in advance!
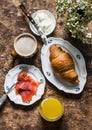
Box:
[14,33,37,58]
[29,10,56,36]
[4,64,46,106]
[41,37,87,94]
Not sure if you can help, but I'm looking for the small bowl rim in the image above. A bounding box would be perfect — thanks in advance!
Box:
[14,33,37,57]
[29,9,56,36]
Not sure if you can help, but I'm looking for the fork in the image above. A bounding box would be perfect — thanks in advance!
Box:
[0,83,16,106]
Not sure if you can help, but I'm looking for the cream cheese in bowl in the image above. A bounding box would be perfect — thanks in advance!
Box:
[29,10,56,36]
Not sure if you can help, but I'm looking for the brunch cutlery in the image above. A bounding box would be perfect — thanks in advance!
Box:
[20,3,48,44]
[0,83,16,106]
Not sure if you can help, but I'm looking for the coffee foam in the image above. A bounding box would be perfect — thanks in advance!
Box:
[14,35,37,57]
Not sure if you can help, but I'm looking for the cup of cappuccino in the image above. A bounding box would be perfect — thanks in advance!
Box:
[14,33,37,58]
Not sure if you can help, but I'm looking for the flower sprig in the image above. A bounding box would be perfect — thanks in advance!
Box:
[56,0,92,44]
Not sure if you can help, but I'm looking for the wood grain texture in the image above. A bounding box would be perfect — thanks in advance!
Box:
[0,0,92,130]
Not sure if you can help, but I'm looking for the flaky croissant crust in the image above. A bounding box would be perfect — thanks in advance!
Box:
[49,44,79,84]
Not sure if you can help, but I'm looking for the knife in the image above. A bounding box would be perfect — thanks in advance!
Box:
[20,3,48,44]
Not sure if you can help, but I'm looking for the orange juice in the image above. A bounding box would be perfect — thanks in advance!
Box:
[39,97,64,121]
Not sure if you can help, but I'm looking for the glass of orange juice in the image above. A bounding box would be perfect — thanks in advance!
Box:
[39,97,64,122]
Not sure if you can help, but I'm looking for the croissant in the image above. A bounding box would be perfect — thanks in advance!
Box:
[49,44,79,84]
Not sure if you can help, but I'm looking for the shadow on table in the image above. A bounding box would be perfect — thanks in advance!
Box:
[66,36,92,75]
[40,115,68,130]
[48,81,84,100]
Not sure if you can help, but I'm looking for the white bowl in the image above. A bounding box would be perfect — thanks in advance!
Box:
[14,33,37,58]
[29,10,56,36]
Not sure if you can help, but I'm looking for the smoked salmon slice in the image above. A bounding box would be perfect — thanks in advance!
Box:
[15,72,41,102]
[18,72,34,82]
[21,91,33,102]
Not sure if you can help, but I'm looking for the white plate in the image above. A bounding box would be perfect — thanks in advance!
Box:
[41,37,87,94]
[29,10,56,36]
[4,64,46,106]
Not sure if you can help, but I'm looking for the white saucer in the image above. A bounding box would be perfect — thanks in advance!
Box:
[29,10,56,36]
[4,64,46,106]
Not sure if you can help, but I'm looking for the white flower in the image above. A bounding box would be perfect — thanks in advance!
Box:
[86,33,92,38]
[56,0,92,44]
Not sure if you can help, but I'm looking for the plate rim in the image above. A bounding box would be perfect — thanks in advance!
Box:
[41,37,87,94]
[4,64,46,106]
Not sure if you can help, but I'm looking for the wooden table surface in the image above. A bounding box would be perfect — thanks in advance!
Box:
[0,0,92,130]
